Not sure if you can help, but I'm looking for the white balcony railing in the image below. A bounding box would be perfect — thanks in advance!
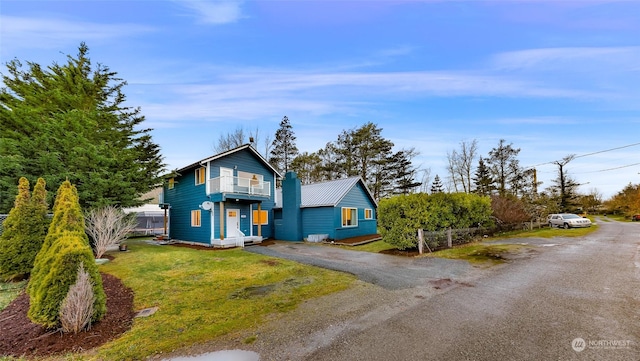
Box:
[208,176,271,197]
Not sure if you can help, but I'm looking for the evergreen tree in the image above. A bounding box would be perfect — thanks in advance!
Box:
[290,152,322,184]
[431,174,444,193]
[389,148,422,196]
[27,180,106,328]
[269,116,299,174]
[486,139,521,196]
[473,157,493,196]
[0,177,49,281]
[0,43,164,212]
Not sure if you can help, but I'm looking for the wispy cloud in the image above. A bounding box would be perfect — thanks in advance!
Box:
[173,0,245,24]
[491,46,640,71]
[0,16,154,50]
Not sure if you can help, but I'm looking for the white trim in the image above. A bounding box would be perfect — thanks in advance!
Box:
[205,161,211,195]
[364,208,373,219]
[209,205,215,245]
[341,207,358,228]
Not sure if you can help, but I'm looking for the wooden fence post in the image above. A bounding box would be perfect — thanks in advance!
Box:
[418,229,423,255]
[447,227,452,248]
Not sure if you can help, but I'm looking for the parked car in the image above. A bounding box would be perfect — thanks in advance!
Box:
[548,213,592,229]
[632,214,640,221]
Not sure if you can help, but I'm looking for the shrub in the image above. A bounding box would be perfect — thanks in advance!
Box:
[60,262,95,333]
[28,231,106,328]
[28,180,105,329]
[379,192,493,250]
[86,205,137,259]
[0,177,49,281]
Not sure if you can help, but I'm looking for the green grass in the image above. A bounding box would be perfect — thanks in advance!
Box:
[0,279,27,311]
[91,240,355,360]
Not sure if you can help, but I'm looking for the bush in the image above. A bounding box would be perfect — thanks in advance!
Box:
[27,180,105,329]
[379,192,493,250]
[0,177,49,281]
[60,262,95,333]
[28,231,106,328]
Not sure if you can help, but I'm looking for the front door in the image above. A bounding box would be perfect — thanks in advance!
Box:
[226,209,240,237]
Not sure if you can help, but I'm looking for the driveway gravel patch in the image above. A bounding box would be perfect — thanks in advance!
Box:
[245,242,474,290]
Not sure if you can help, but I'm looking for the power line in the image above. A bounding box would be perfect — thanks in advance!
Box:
[575,162,640,174]
[529,142,640,168]
[573,142,640,159]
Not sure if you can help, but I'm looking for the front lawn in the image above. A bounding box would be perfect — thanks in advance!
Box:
[90,240,355,360]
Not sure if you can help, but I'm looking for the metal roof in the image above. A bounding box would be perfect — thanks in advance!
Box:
[276,176,376,208]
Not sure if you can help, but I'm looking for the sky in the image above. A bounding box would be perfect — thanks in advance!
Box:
[1,0,639,199]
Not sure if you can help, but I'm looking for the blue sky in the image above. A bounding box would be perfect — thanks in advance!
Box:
[2,0,639,199]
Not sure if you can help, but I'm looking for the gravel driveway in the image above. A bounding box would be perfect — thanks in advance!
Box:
[245,241,474,290]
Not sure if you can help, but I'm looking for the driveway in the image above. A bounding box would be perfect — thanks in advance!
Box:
[245,241,475,290]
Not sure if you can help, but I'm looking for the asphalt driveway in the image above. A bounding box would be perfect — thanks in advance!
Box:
[244,241,474,290]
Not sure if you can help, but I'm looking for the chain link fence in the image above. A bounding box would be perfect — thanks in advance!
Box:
[0,214,7,236]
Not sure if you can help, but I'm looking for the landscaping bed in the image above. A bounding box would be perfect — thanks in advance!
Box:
[0,273,134,358]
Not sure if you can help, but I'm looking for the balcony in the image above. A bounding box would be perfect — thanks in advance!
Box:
[208,175,271,198]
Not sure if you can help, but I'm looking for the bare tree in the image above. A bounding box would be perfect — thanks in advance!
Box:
[60,262,95,333]
[446,139,478,193]
[419,168,432,194]
[85,206,137,259]
[213,126,246,153]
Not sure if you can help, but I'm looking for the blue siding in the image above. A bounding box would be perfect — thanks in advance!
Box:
[333,182,378,240]
[301,207,335,239]
[163,166,210,244]
[165,147,277,244]
[300,181,377,241]
[209,149,276,239]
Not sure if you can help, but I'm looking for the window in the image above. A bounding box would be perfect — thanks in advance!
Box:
[191,210,201,227]
[168,178,175,190]
[341,207,357,227]
[195,167,206,185]
[252,210,269,225]
[364,208,373,219]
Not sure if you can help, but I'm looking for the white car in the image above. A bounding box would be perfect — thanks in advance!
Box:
[548,213,592,229]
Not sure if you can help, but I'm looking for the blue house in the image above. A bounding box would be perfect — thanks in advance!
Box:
[162,144,280,248]
[274,171,378,242]
[162,144,378,246]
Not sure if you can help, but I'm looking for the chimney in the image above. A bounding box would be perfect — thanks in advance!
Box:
[280,171,302,241]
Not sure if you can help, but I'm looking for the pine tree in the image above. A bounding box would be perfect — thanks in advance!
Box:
[472,157,494,196]
[0,43,164,212]
[431,174,444,193]
[269,116,299,174]
[27,180,106,328]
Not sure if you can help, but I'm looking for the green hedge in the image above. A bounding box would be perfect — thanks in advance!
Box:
[379,193,493,250]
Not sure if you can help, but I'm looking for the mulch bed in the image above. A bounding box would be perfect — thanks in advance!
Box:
[0,273,135,358]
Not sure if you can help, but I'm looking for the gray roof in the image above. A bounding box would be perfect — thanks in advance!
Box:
[276,177,376,208]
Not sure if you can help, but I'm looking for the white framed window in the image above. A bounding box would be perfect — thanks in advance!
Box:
[195,167,206,185]
[191,210,201,227]
[364,208,373,219]
[168,178,175,190]
[341,207,358,227]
